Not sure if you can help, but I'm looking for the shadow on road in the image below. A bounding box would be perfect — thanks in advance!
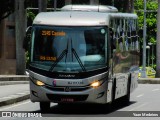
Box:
[32,99,137,116]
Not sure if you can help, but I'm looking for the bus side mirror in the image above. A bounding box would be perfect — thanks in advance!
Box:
[23,26,32,51]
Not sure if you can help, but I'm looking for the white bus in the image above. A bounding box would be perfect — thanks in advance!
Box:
[24,5,140,112]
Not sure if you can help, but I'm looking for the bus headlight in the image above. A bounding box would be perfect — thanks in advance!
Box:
[90,81,100,88]
[36,80,45,86]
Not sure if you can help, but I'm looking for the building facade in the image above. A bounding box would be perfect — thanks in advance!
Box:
[0,14,16,74]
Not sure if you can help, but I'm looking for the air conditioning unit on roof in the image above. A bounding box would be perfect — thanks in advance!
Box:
[61,5,118,13]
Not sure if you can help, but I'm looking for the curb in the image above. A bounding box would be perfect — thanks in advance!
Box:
[0,94,30,107]
[0,75,29,81]
[138,78,160,84]
[138,80,160,84]
[0,81,29,86]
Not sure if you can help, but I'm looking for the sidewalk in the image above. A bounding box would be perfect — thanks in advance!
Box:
[0,75,160,107]
[0,75,30,107]
[0,84,29,107]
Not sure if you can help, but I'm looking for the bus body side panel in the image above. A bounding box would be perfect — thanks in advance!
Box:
[110,17,139,100]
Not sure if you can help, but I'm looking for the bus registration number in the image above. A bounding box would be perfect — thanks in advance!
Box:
[61,98,74,102]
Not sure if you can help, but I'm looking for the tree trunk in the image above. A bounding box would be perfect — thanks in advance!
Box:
[125,0,134,13]
[38,0,47,12]
[156,0,160,77]
[65,0,71,5]
[15,0,26,75]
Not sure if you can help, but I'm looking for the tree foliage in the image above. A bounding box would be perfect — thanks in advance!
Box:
[134,0,158,68]
[0,0,15,21]
[134,0,158,44]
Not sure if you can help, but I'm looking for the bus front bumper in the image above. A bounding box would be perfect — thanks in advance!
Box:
[30,80,108,104]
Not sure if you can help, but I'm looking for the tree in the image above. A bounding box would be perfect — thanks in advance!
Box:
[126,0,134,13]
[0,0,14,21]
[38,0,47,12]
[156,0,160,77]
[15,0,26,75]
[134,0,158,67]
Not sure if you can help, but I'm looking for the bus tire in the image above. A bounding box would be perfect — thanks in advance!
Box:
[122,74,131,105]
[40,102,50,113]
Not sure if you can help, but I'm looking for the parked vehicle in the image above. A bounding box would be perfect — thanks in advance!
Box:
[139,67,156,78]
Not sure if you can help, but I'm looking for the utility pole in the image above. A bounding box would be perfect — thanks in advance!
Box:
[141,0,147,78]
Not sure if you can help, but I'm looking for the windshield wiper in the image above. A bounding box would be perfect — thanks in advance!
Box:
[49,40,69,72]
[71,39,86,72]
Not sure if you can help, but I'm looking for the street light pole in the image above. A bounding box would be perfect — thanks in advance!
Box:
[141,0,147,78]
[146,46,150,66]
[148,42,153,67]
[152,45,154,67]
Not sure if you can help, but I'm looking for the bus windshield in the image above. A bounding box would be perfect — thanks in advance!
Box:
[30,26,107,72]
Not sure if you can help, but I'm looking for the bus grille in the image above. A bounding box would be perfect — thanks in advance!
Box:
[46,94,88,102]
[45,85,90,92]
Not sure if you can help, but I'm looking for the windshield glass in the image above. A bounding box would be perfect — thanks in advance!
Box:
[30,26,107,72]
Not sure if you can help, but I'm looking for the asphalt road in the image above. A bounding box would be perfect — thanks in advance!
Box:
[1,84,160,120]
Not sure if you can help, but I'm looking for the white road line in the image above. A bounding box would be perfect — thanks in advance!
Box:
[129,102,148,111]
[152,89,160,92]
[136,94,144,98]
[0,100,31,111]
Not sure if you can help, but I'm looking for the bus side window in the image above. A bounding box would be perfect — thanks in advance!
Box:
[110,28,116,50]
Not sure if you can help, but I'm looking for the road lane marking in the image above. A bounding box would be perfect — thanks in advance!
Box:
[152,89,160,92]
[136,94,144,98]
[129,102,148,111]
[0,100,31,111]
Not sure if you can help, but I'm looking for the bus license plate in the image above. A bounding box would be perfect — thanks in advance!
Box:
[61,98,74,102]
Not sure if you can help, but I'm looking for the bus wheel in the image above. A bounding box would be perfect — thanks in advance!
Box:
[40,102,50,113]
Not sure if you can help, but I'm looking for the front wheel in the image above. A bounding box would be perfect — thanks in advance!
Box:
[40,102,50,113]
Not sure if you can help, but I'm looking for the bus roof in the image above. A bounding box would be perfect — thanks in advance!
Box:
[33,11,138,26]
[33,11,110,26]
